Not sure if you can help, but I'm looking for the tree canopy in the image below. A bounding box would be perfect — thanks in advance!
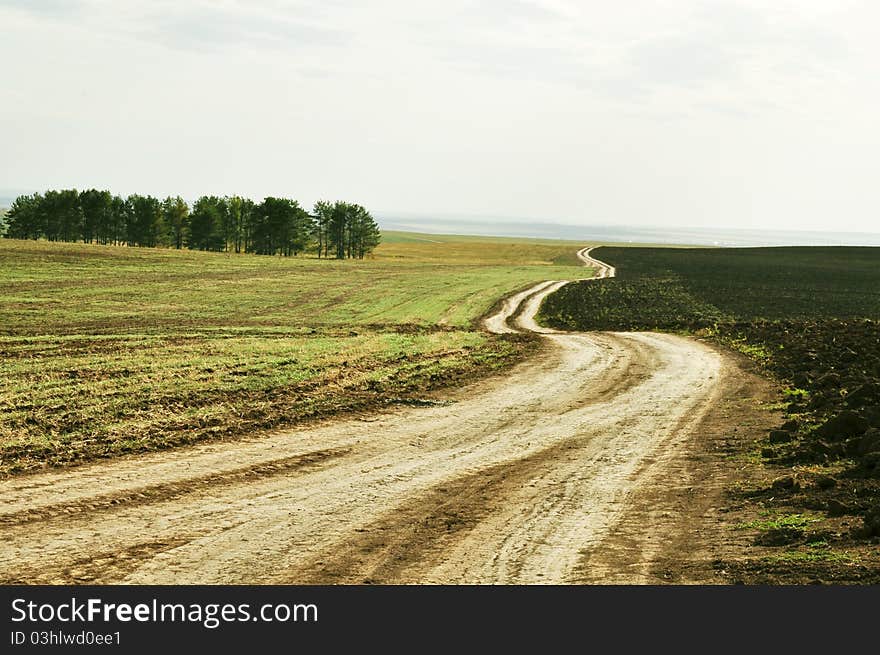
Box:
[3,189,381,259]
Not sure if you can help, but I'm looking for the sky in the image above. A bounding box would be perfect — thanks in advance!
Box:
[1,0,878,234]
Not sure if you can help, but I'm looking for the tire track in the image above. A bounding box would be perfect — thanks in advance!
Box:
[0,448,348,528]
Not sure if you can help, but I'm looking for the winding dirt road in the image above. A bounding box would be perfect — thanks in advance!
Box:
[0,249,730,584]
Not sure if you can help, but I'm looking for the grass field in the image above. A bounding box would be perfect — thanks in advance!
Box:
[539,245,880,579]
[0,234,589,475]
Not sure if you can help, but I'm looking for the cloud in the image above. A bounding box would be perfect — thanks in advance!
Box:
[0,0,351,54]
[138,7,350,53]
[572,1,853,108]
[0,0,84,15]
[463,0,570,26]
[624,37,739,90]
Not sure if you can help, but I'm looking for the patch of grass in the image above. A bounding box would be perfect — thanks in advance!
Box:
[724,446,764,465]
[736,511,823,531]
[729,341,772,361]
[767,547,856,564]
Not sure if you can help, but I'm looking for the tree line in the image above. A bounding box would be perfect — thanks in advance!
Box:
[1,190,381,258]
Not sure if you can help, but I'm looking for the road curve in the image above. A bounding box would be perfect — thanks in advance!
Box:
[483,246,614,335]
[0,248,724,584]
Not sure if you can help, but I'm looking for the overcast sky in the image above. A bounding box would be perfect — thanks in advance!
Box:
[1,0,878,233]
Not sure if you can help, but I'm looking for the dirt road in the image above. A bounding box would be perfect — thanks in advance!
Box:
[0,249,734,584]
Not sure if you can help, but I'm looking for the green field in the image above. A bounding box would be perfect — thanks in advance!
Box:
[0,235,589,474]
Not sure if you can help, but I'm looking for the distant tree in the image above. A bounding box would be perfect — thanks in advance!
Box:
[240,197,255,253]
[38,189,82,242]
[108,195,127,245]
[162,196,190,249]
[226,196,254,254]
[219,198,235,252]
[188,196,226,251]
[289,201,314,256]
[126,194,165,247]
[329,202,349,259]
[40,190,79,241]
[320,201,381,259]
[349,204,381,259]
[3,193,44,240]
[312,200,333,258]
[251,197,285,255]
[41,191,61,241]
[79,189,113,244]
[250,197,313,256]
[58,189,82,242]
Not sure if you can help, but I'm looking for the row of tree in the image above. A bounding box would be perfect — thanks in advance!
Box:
[1,190,381,258]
